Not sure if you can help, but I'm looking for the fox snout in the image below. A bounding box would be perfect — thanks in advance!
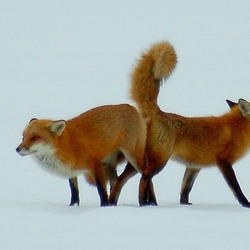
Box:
[16,145,27,156]
[16,144,32,156]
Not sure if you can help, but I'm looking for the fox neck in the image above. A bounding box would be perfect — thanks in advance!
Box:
[33,151,80,178]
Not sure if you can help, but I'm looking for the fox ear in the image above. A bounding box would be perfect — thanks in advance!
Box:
[238,99,250,117]
[226,99,237,109]
[29,118,37,123]
[49,120,66,136]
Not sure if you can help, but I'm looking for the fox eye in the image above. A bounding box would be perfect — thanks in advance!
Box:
[30,135,40,141]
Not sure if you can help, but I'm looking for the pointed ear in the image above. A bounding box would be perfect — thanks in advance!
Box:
[49,120,66,136]
[226,99,237,109]
[29,118,37,123]
[238,99,250,117]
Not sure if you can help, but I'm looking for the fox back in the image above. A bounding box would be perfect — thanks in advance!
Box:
[149,100,250,167]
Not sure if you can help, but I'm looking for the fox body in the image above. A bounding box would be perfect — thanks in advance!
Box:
[110,41,250,207]
[152,106,250,167]
[148,100,250,207]
[16,104,146,206]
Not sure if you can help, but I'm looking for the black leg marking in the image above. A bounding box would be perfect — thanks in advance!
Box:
[180,167,200,205]
[109,163,137,205]
[69,177,80,206]
[146,180,158,206]
[139,175,155,206]
[95,177,109,207]
[106,165,118,194]
[218,161,250,208]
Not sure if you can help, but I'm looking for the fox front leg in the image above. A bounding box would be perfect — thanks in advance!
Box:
[94,166,109,207]
[217,160,250,208]
[69,177,80,206]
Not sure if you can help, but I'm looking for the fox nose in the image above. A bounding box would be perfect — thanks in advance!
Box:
[16,147,21,153]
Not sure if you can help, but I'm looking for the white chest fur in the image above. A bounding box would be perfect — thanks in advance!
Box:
[34,153,81,178]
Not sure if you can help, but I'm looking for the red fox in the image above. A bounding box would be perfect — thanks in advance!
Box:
[16,104,147,206]
[111,41,250,207]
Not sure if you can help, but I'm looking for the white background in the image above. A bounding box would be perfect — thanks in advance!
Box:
[1,1,250,249]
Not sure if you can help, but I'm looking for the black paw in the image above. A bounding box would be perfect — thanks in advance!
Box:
[180,199,192,205]
[242,202,250,208]
[69,199,80,206]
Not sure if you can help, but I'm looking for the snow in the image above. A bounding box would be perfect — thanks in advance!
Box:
[1,0,250,249]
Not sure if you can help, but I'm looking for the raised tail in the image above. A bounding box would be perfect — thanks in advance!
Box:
[130,41,177,117]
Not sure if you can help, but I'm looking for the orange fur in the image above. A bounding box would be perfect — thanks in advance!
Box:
[16,104,146,206]
[129,41,250,207]
[155,108,250,167]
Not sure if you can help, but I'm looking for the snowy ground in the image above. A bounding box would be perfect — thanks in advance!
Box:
[2,1,250,249]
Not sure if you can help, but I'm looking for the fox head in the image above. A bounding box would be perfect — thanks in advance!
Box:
[16,119,66,156]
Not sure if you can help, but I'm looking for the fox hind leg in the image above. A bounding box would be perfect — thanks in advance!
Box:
[180,167,200,205]
[139,174,155,206]
[109,162,137,205]
[109,162,157,206]
[146,180,158,206]
[104,163,118,194]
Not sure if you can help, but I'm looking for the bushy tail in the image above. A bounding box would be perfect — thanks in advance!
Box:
[130,41,177,117]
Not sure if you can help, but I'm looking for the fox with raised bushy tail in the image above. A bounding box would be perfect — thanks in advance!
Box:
[110,41,250,208]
